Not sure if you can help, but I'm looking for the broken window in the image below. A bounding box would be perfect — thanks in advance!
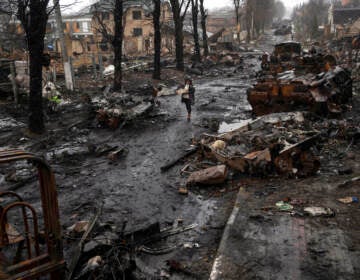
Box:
[133,28,142,37]
[133,11,142,20]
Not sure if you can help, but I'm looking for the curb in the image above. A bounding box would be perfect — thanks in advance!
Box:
[209,187,242,280]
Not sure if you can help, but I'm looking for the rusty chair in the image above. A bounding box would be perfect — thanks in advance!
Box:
[0,149,65,279]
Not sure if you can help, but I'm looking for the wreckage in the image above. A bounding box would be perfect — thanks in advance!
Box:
[249,42,352,116]
[0,150,65,279]
[94,91,154,129]
[198,112,320,178]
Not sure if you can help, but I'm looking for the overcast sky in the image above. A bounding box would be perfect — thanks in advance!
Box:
[205,0,308,9]
[62,0,309,14]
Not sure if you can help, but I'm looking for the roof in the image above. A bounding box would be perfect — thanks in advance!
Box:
[333,7,360,25]
[89,0,153,13]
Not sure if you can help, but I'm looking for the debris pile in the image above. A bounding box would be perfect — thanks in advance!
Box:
[248,42,353,116]
[187,52,243,76]
[198,112,320,177]
[93,92,154,129]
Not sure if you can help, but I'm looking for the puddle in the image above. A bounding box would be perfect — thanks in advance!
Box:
[218,119,251,134]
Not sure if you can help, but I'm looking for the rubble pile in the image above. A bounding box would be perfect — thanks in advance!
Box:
[93,91,154,129]
[187,52,243,76]
[198,112,320,177]
[248,42,353,116]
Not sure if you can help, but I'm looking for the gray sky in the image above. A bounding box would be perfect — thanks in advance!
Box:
[205,0,308,9]
[62,0,309,14]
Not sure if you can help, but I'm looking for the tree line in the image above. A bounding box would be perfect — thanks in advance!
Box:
[0,0,209,134]
[233,0,286,42]
[292,0,330,41]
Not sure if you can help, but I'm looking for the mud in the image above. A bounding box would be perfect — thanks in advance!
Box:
[1,32,359,279]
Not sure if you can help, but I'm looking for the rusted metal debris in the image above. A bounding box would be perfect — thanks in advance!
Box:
[250,42,352,116]
[198,112,320,177]
[0,149,65,280]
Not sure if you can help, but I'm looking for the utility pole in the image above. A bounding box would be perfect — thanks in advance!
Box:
[53,0,74,91]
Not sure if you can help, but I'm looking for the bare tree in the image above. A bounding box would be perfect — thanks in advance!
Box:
[199,0,208,56]
[191,0,200,62]
[92,0,124,91]
[233,0,242,43]
[152,0,161,79]
[15,0,52,133]
[245,0,276,41]
[169,0,191,71]
[113,0,123,91]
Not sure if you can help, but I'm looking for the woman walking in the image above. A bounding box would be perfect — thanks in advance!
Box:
[176,78,195,121]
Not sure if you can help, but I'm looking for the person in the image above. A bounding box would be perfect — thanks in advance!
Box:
[176,78,195,121]
[152,85,162,106]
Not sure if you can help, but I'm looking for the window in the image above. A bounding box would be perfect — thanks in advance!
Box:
[133,28,142,37]
[102,12,109,20]
[82,22,89,33]
[132,11,142,20]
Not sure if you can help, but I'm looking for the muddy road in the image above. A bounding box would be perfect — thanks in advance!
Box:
[2,32,359,279]
[0,45,263,278]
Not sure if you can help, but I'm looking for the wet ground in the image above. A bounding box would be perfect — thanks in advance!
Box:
[1,32,359,279]
[0,44,263,278]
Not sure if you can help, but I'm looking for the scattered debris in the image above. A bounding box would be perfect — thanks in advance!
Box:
[187,165,228,186]
[67,206,102,280]
[77,255,103,277]
[337,197,359,204]
[303,207,335,217]
[211,140,226,150]
[178,187,189,195]
[275,201,294,211]
[337,176,360,188]
[96,102,153,129]
[199,112,320,177]
[107,148,128,162]
[67,221,90,235]
[183,242,200,249]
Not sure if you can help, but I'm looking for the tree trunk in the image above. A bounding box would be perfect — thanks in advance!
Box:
[235,6,241,44]
[191,0,201,62]
[153,0,161,80]
[174,19,184,71]
[170,0,185,71]
[199,0,208,56]
[27,2,48,134]
[28,38,45,133]
[113,0,123,91]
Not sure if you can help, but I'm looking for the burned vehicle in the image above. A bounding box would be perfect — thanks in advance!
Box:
[250,41,352,116]
[274,25,292,36]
